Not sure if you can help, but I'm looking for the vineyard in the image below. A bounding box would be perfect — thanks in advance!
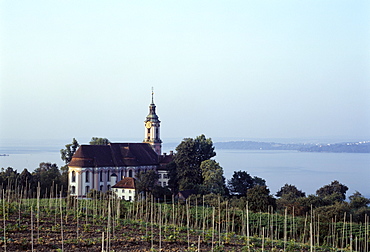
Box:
[1,188,369,251]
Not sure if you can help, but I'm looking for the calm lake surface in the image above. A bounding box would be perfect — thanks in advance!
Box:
[1,149,369,198]
[216,149,370,198]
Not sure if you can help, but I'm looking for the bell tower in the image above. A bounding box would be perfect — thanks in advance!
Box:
[143,89,162,155]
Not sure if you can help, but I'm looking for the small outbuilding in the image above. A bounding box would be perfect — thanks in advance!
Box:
[112,177,136,202]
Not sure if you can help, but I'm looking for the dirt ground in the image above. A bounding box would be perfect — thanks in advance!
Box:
[2,215,250,251]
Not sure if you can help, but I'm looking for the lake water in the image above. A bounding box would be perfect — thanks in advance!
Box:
[0,148,369,198]
[216,149,370,198]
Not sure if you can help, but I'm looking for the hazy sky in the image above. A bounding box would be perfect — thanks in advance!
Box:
[1,1,370,145]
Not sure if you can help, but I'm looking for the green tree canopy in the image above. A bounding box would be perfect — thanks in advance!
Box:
[227,170,265,196]
[19,168,34,195]
[174,134,216,191]
[276,184,306,200]
[199,160,226,195]
[135,170,160,196]
[0,167,18,188]
[166,161,179,194]
[316,180,349,202]
[349,191,370,209]
[32,162,62,197]
[246,185,276,212]
[89,137,110,145]
[60,138,79,164]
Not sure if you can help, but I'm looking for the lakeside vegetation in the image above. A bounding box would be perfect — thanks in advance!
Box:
[1,135,369,250]
[1,187,369,251]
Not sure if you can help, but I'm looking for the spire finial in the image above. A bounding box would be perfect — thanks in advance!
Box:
[151,87,154,104]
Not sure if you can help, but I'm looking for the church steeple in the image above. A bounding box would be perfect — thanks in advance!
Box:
[144,89,162,155]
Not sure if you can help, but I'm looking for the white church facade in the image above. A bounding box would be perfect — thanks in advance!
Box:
[68,92,172,197]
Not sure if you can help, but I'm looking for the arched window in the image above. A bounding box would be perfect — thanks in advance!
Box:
[100,171,103,182]
[85,171,89,183]
[71,186,76,194]
[71,171,76,182]
[85,186,90,195]
[107,170,110,180]
[128,170,133,177]
[100,185,103,192]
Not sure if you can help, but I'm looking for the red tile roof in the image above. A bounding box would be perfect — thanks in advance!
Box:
[69,143,159,168]
[112,177,135,189]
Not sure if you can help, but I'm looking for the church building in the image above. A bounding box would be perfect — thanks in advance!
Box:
[68,92,172,198]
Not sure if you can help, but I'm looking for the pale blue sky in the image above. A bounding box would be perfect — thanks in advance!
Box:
[1,1,370,145]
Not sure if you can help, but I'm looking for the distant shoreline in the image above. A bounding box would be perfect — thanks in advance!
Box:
[214,140,370,153]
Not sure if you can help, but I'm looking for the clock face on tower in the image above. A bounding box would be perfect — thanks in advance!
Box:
[145,121,152,129]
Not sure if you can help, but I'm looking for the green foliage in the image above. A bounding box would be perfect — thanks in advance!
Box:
[246,185,276,212]
[314,202,350,222]
[135,170,159,195]
[199,160,226,195]
[276,183,305,199]
[32,162,62,196]
[227,170,265,196]
[174,134,216,192]
[89,137,110,145]
[316,180,348,202]
[166,161,179,194]
[349,191,370,209]
[86,189,104,199]
[152,185,172,201]
[0,167,19,189]
[276,184,307,214]
[60,138,79,164]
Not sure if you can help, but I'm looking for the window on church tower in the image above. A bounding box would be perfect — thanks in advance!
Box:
[128,170,133,177]
[100,171,103,182]
[85,171,89,183]
[71,186,75,194]
[71,171,76,182]
[107,170,110,180]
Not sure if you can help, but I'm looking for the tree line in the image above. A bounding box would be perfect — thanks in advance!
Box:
[1,135,369,223]
[150,134,370,223]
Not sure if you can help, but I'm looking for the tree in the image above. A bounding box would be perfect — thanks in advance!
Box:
[89,137,110,145]
[276,184,306,200]
[276,184,306,215]
[316,180,349,202]
[199,160,226,195]
[60,138,79,195]
[349,191,370,209]
[174,134,216,191]
[135,170,160,196]
[0,167,19,189]
[227,170,265,196]
[246,185,276,212]
[314,202,350,222]
[32,162,62,197]
[19,169,35,196]
[60,138,79,164]
[167,161,179,194]
[152,185,172,202]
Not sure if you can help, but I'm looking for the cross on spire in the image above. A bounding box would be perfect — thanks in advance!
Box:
[151,87,154,104]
